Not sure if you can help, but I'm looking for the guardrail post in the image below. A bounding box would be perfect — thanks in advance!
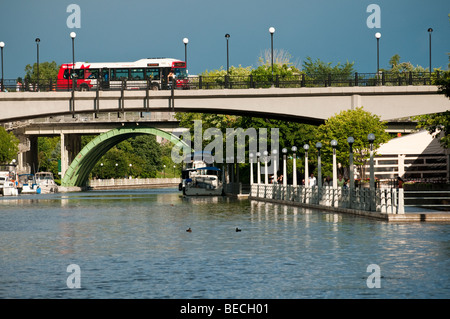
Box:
[408,72,412,85]
[275,75,280,88]
[198,76,202,89]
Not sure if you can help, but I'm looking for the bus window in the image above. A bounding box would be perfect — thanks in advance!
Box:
[65,68,84,79]
[146,68,160,80]
[86,69,99,79]
[130,68,144,80]
[173,68,187,79]
[112,68,129,80]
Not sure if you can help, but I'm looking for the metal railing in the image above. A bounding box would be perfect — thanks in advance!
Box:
[0,71,442,92]
[250,183,405,214]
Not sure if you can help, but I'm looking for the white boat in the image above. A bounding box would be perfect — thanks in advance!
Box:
[0,172,19,196]
[180,166,223,196]
[35,172,58,193]
[18,174,41,194]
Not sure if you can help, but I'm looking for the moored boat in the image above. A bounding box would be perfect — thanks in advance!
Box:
[35,172,58,194]
[18,174,41,194]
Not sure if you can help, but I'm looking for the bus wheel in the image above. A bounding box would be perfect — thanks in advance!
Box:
[79,84,90,91]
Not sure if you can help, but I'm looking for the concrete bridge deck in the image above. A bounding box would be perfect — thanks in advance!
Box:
[1,86,448,124]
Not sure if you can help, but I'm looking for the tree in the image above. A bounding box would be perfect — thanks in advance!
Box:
[414,111,450,149]
[0,127,19,164]
[389,54,401,68]
[23,61,60,85]
[316,107,390,179]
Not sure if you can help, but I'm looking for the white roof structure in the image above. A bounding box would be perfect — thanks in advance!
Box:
[377,130,445,155]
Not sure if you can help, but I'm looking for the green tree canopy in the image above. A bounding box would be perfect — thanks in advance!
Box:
[23,61,60,83]
[0,127,19,164]
[316,107,390,179]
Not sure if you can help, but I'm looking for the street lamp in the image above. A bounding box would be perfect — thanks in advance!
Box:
[163,164,166,177]
[269,27,275,83]
[249,153,254,185]
[0,41,4,92]
[428,28,433,75]
[375,32,381,77]
[331,139,338,188]
[183,38,189,66]
[272,149,278,183]
[256,152,261,184]
[291,146,297,186]
[347,136,355,190]
[282,148,287,186]
[263,150,269,185]
[35,38,40,90]
[316,142,322,188]
[303,144,309,187]
[368,133,375,197]
[70,32,76,90]
[225,34,230,76]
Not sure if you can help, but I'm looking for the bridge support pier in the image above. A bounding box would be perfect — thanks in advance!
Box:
[17,135,38,175]
[60,133,81,180]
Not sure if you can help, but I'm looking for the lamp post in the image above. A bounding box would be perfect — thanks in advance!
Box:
[0,41,4,92]
[256,152,261,184]
[303,144,309,187]
[183,38,189,66]
[163,164,166,177]
[269,27,275,84]
[347,137,355,190]
[225,34,230,76]
[263,150,269,185]
[368,133,375,191]
[331,140,338,188]
[316,142,322,188]
[70,32,76,90]
[272,149,278,183]
[35,38,40,90]
[282,148,287,186]
[428,28,433,75]
[129,163,132,178]
[375,32,381,78]
[249,153,254,185]
[291,146,297,186]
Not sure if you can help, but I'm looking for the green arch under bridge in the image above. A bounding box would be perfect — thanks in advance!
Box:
[61,126,187,187]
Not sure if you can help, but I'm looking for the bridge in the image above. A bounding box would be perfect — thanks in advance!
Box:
[1,84,449,188]
[0,86,448,124]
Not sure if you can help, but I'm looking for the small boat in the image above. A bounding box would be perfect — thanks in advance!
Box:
[35,172,58,194]
[0,171,19,196]
[18,174,41,194]
[180,166,223,196]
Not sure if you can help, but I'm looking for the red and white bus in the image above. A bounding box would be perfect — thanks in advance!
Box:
[57,58,188,91]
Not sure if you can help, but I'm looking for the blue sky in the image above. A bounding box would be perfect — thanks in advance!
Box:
[0,0,449,78]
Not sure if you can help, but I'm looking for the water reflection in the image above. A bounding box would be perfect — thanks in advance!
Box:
[0,189,449,299]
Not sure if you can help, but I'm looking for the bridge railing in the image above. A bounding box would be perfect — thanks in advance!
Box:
[250,183,405,214]
[0,71,441,92]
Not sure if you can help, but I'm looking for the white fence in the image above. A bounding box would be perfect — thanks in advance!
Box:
[250,184,404,214]
[89,177,179,188]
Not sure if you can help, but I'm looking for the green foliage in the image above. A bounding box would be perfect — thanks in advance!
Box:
[414,110,450,149]
[37,136,60,176]
[0,127,19,164]
[316,107,390,177]
[24,61,60,83]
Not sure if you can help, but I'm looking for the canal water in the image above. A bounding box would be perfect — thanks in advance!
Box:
[0,188,448,299]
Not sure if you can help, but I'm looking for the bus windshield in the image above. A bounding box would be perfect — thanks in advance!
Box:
[174,68,187,79]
